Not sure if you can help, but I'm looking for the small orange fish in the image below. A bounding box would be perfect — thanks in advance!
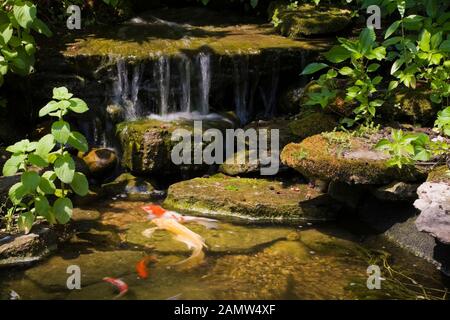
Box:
[136,255,158,279]
[103,277,128,299]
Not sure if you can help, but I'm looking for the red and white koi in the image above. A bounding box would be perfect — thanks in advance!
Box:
[141,204,218,229]
[103,277,128,299]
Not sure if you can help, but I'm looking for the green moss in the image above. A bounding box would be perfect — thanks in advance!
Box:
[427,165,450,183]
[289,112,338,139]
[281,132,426,184]
[163,175,338,222]
[269,2,352,38]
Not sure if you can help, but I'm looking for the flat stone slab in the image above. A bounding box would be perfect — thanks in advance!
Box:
[281,132,426,184]
[163,175,339,222]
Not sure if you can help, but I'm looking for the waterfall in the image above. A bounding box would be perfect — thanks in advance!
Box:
[233,56,250,124]
[260,58,280,117]
[179,54,191,112]
[112,59,142,120]
[156,56,171,116]
[198,52,211,115]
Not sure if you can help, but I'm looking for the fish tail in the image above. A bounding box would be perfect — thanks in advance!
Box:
[175,247,205,270]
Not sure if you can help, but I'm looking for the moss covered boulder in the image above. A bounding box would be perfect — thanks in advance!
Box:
[116,117,236,177]
[380,88,439,126]
[163,174,339,222]
[268,2,352,38]
[288,111,338,140]
[281,132,426,184]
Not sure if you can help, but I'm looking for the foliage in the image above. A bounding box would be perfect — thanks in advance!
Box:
[302,27,386,126]
[2,87,89,234]
[0,0,52,86]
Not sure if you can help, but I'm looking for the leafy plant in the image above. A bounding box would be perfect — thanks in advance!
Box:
[2,87,89,234]
[0,0,52,86]
[434,106,450,137]
[302,27,386,127]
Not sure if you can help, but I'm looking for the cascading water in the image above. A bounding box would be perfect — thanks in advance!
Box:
[178,54,191,113]
[156,55,171,116]
[233,56,250,124]
[198,52,211,115]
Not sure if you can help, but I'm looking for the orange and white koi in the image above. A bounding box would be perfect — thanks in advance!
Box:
[150,217,207,269]
[103,277,128,299]
[135,255,158,279]
[141,204,218,229]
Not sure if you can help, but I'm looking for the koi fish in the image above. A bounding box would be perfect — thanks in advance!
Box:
[103,277,128,299]
[151,217,207,269]
[136,255,158,279]
[142,204,218,229]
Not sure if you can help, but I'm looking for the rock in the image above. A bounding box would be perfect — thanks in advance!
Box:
[328,181,364,210]
[163,174,339,222]
[116,118,235,177]
[219,118,297,176]
[0,224,71,268]
[414,166,450,244]
[281,132,426,184]
[380,88,439,126]
[288,111,338,140]
[101,173,162,201]
[268,2,352,38]
[81,148,118,179]
[372,182,420,202]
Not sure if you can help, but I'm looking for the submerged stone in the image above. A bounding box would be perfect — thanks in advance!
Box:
[281,132,426,184]
[101,173,161,201]
[163,175,339,222]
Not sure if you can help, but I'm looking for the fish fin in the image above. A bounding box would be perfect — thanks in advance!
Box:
[142,227,157,239]
[193,218,219,230]
[175,247,205,270]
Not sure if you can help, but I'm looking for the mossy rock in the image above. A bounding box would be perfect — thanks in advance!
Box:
[163,174,339,222]
[288,111,338,140]
[268,2,352,38]
[426,165,450,184]
[380,88,439,126]
[116,117,236,177]
[281,132,426,184]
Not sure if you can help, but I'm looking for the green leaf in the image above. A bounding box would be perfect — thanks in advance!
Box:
[35,195,50,216]
[67,131,88,152]
[301,63,329,75]
[0,23,13,45]
[52,87,73,100]
[28,154,48,167]
[54,153,75,184]
[385,20,401,39]
[70,172,89,196]
[39,101,59,117]
[13,2,37,29]
[18,212,35,234]
[8,182,28,205]
[68,98,89,113]
[419,29,431,52]
[53,197,73,224]
[6,139,34,153]
[367,63,380,72]
[440,40,450,52]
[338,66,354,76]
[31,18,52,37]
[21,171,40,192]
[431,31,443,50]
[2,154,26,176]
[51,120,71,144]
[38,174,56,195]
[324,45,351,63]
[35,134,55,158]
[388,80,399,91]
[359,27,376,54]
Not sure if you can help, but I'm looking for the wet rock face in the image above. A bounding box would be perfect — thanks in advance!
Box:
[268,2,352,38]
[164,174,339,222]
[415,166,450,245]
[116,118,236,177]
[0,224,71,268]
[281,132,426,185]
[101,173,163,201]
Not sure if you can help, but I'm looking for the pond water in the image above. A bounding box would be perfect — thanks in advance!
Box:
[0,200,448,300]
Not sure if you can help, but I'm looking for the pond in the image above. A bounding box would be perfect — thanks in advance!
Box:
[0,200,448,300]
